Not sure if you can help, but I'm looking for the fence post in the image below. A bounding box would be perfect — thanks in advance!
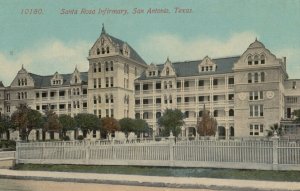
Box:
[85,140,90,164]
[112,138,116,160]
[169,132,175,166]
[272,135,279,170]
[15,141,20,164]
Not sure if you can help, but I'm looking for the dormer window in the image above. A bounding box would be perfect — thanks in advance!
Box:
[261,55,265,64]
[102,48,105,54]
[248,56,253,65]
[106,47,110,54]
[166,67,170,76]
[199,56,216,73]
[97,48,100,55]
[254,55,259,65]
[75,77,78,83]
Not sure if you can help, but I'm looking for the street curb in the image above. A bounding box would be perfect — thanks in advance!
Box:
[0,173,297,191]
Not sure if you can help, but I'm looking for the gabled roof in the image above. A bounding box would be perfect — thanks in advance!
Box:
[28,72,88,88]
[137,56,240,80]
[107,34,147,65]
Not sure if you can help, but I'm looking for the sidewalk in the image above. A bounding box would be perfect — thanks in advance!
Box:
[0,169,299,191]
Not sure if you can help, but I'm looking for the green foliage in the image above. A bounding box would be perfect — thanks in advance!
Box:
[62,136,70,141]
[158,109,185,137]
[293,109,300,122]
[197,107,217,136]
[119,118,135,136]
[11,104,43,141]
[133,119,150,136]
[77,135,84,140]
[266,123,284,137]
[74,113,101,131]
[0,115,15,133]
[59,114,76,137]
[0,140,16,151]
[43,110,61,132]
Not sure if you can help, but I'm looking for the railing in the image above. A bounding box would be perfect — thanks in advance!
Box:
[16,138,300,171]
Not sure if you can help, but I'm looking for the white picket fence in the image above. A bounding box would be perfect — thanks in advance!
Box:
[16,138,300,171]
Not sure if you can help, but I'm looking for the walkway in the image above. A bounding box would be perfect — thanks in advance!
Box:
[0,169,299,191]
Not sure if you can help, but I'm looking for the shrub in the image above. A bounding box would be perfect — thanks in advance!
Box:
[63,136,70,141]
[77,135,84,140]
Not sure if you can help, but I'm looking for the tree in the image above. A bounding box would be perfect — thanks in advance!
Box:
[101,117,120,138]
[293,109,300,122]
[133,119,150,137]
[197,107,217,136]
[158,109,185,137]
[11,104,43,141]
[266,123,284,137]
[43,110,61,133]
[0,115,15,136]
[119,118,135,137]
[59,114,76,137]
[74,113,101,138]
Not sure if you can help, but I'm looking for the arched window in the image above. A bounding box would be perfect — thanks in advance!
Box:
[166,67,169,76]
[105,94,109,103]
[156,112,161,119]
[97,48,100,55]
[143,112,148,119]
[18,79,21,86]
[98,95,101,103]
[260,55,265,64]
[229,109,234,116]
[164,81,167,89]
[254,55,259,65]
[261,72,265,82]
[169,81,172,89]
[77,88,80,95]
[213,110,218,117]
[24,79,27,85]
[98,62,101,72]
[247,56,252,65]
[102,47,105,54]
[199,111,203,117]
[248,73,252,83]
[75,77,78,83]
[110,61,114,71]
[254,73,259,83]
[93,63,97,73]
[105,62,109,71]
[106,47,110,54]
[169,95,172,103]
[110,94,114,103]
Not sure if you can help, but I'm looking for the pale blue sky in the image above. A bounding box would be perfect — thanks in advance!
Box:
[0,0,300,85]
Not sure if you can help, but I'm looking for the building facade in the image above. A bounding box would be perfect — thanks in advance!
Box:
[0,27,299,140]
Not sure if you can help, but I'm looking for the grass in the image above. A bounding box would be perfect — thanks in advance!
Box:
[14,164,300,182]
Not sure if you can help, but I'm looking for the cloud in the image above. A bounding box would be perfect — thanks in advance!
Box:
[137,31,258,64]
[0,39,91,86]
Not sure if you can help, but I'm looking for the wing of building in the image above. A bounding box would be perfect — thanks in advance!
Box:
[0,27,299,140]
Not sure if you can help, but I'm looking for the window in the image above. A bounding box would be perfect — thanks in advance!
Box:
[156,112,161,119]
[261,55,265,64]
[177,97,182,103]
[97,48,100,55]
[98,63,101,72]
[83,102,87,108]
[229,109,234,116]
[250,105,264,117]
[106,47,110,54]
[184,81,189,88]
[143,84,149,90]
[249,124,264,136]
[228,77,234,85]
[184,97,189,103]
[36,93,40,98]
[184,111,189,118]
[229,94,234,100]
[213,110,218,117]
[110,95,114,103]
[254,55,259,65]
[97,78,101,88]
[93,96,97,104]
[105,62,109,71]
[143,112,149,119]
[254,73,259,83]
[248,73,252,83]
[105,95,109,103]
[293,81,297,89]
[82,88,87,95]
[198,96,204,102]
[177,81,181,88]
[36,105,40,110]
[93,63,97,72]
[156,83,161,90]
[106,109,109,117]
[102,48,105,54]
[135,99,140,105]
[135,84,140,90]
[261,72,265,82]
[166,67,169,76]
[94,79,97,88]
[98,96,101,103]
[156,98,161,104]
[111,109,114,117]
[213,79,218,86]
[105,77,109,87]
[110,61,113,71]
[198,80,204,86]
[169,95,172,103]
[248,56,253,65]
[143,99,149,104]
[213,95,218,101]
[110,77,113,87]
[249,91,263,100]
[199,111,203,117]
